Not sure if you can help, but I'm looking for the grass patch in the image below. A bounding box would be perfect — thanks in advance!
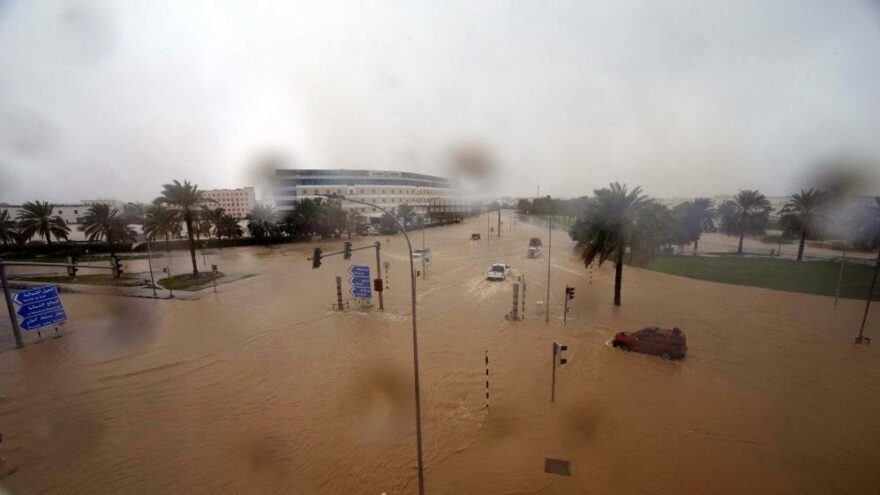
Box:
[158,272,224,291]
[10,274,145,287]
[641,255,879,301]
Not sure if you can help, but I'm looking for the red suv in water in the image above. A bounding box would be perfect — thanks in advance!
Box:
[612,327,687,360]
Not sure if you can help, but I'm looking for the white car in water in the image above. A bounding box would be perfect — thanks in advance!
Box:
[486,262,510,281]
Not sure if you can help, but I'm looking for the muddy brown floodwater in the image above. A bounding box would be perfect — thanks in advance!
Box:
[1,217,879,494]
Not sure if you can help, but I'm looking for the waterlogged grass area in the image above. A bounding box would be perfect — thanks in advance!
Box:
[9,274,145,287]
[641,255,879,301]
[158,272,224,291]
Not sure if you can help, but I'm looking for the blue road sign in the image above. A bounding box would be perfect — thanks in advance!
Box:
[13,285,66,331]
[20,309,67,331]
[350,287,372,298]
[348,265,370,277]
[349,276,371,287]
[13,285,59,305]
[349,264,371,299]
[16,298,63,318]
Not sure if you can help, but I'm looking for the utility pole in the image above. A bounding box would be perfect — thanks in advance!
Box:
[374,241,384,310]
[497,208,501,237]
[834,248,847,307]
[546,196,552,323]
[421,218,427,280]
[0,263,24,349]
[855,249,880,345]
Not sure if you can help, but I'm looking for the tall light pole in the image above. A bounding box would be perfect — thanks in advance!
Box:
[320,194,425,493]
[546,195,552,323]
[856,249,880,345]
[128,202,158,298]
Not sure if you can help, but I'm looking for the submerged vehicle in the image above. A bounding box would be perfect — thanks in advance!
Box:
[612,327,687,360]
[486,262,510,281]
[471,233,481,240]
[529,237,542,248]
[526,246,542,258]
[413,248,432,263]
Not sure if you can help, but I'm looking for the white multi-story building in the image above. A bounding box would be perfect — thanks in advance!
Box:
[273,169,468,219]
[201,187,256,219]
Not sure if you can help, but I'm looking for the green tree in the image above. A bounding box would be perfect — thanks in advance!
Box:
[80,204,137,258]
[719,190,771,254]
[397,203,414,227]
[674,197,716,251]
[283,198,324,236]
[143,203,181,248]
[216,214,244,239]
[16,201,70,245]
[570,183,651,306]
[320,200,348,237]
[156,180,210,275]
[0,209,16,247]
[780,188,830,261]
[247,203,279,240]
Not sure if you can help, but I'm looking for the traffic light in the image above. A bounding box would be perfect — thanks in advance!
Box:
[312,248,323,269]
[566,286,575,300]
[67,255,78,278]
[553,342,568,367]
[373,278,384,292]
[343,241,353,260]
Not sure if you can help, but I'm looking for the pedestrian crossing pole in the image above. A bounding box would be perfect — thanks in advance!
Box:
[485,350,490,409]
[335,276,344,310]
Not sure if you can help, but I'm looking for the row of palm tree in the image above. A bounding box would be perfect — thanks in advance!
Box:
[569,183,874,306]
[0,201,72,246]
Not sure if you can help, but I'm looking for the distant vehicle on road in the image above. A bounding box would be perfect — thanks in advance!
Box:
[612,327,687,360]
[526,246,542,258]
[529,237,542,248]
[413,248,432,263]
[486,262,510,281]
[365,225,380,236]
[471,233,481,240]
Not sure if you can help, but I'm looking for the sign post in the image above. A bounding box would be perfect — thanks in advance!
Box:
[0,263,24,348]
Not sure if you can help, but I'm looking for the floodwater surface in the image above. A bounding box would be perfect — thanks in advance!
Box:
[1,218,878,494]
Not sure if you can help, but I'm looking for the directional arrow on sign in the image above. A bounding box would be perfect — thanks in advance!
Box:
[20,309,67,331]
[349,276,371,287]
[16,298,63,318]
[13,286,59,305]
[348,265,370,276]
[350,287,372,298]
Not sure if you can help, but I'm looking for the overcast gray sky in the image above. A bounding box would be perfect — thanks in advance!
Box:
[1,0,879,203]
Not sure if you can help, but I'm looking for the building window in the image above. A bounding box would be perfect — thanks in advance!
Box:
[74,210,78,214]
[58,210,63,214]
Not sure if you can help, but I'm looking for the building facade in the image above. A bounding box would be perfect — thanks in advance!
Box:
[201,187,256,219]
[273,169,467,219]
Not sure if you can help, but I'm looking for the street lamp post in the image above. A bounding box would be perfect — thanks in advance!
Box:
[546,196,552,323]
[129,203,158,298]
[320,194,425,494]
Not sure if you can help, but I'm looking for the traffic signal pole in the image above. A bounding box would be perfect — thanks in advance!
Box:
[313,194,424,494]
[375,241,384,310]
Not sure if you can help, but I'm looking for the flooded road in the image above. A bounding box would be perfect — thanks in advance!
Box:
[1,217,879,493]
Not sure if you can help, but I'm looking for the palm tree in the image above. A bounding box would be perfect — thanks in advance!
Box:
[780,188,830,261]
[675,198,715,252]
[80,204,137,258]
[216,214,244,239]
[202,206,226,240]
[247,203,279,240]
[570,182,651,306]
[719,190,771,254]
[156,180,209,276]
[0,209,17,247]
[16,201,70,244]
[143,203,181,247]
